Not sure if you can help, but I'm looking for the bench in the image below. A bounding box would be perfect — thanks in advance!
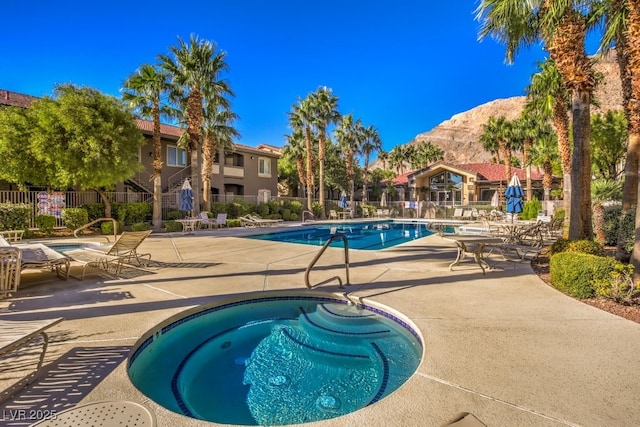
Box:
[0,317,64,402]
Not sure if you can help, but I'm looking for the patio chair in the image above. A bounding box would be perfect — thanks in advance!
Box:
[198,212,227,229]
[452,208,464,219]
[329,210,338,220]
[65,231,152,279]
[0,317,64,402]
[213,213,228,228]
[0,247,22,298]
[31,400,156,426]
[461,210,473,220]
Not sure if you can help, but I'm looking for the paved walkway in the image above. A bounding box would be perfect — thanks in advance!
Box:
[1,225,639,426]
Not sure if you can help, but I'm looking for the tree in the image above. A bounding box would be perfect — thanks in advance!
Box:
[0,84,144,218]
[590,110,628,180]
[477,0,599,240]
[201,91,238,212]
[282,126,307,197]
[528,131,560,202]
[288,96,316,211]
[480,115,514,180]
[335,113,362,207]
[310,87,340,219]
[122,63,173,230]
[525,58,572,223]
[358,125,382,203]
[388,145,410,175]
[159,34,231,215]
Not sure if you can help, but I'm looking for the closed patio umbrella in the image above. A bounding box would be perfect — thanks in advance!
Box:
[380,191,387,208]
[504,174,523,221]
[491,190,499,208]
[338,191,348,209]
[180,179,193,216]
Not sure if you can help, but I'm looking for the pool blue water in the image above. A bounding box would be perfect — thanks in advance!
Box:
[128,296,422,425]
[46,243,98,253]
[248,221,433,250]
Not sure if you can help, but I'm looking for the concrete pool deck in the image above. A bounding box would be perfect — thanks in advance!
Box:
[1,223,639,426]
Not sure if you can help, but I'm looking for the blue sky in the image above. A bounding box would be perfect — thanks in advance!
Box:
[2,1,600,153]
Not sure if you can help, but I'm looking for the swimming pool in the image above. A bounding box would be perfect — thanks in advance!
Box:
[248,221,433,250]
[128,291,423,425]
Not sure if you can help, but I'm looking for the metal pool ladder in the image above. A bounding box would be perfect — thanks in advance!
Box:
[305,233,351,289]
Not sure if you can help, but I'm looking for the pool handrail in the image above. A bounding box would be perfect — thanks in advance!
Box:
[305,233,351,289]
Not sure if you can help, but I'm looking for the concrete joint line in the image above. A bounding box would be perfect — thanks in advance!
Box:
[417,372,580,427]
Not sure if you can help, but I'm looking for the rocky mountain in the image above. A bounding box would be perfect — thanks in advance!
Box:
[377,50,624,168]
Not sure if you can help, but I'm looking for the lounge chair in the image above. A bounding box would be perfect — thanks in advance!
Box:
[0,317,64,402]
[240,214,283,228]
[65,231,152,279]
[461,210,473,220]
[30,400,156,426]
[0,247,22,298]
[452,208,464,219]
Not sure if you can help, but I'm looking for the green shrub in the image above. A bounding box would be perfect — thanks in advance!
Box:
[61,207,88,231]
[35,215,56,236]
[164,220,182,232]
[550,238,604,256]
[602,205,621,246]
[550,252,621,298]
[0,203,31,231]
[521,197,541,220]
[289,212,299,221]
[592,262,638,303]
[256,203,270,217]
[81,203,105,222]
[165,210,183,220]
[101,221,121,235]
[312,201,322,218]
[132,222,151,231]
[617,208,635,254]
[227,219,241,227]
[124,203,152,224]
[280,209,291,221]
[287,200,303,215]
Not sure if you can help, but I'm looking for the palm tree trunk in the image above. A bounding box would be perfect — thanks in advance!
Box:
[305,126,313,211]
[152,176,162,229]
[318,135,326,219]
[568,90,593,240]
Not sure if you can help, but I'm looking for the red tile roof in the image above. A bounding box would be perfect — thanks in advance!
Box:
[452,162,544,181]
[0,90,39,108]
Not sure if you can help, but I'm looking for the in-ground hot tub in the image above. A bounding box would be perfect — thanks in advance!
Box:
[128,290,423,425]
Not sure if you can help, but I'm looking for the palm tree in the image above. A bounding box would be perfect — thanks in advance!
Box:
[591,179,623,246]
[121,63,173,230]
[335,113,362,208]
[283,126,307,198]
[528,131,560,202]
[378,149,389,170]
[476,0,599,239]
[159,34,230,215]
[201,95,239,212]
[388,145,409,175]
[526,59,572,224]
[288,96,316,211]
[358,125,382,204]
[310,87,340,219]
[480,115,514,181]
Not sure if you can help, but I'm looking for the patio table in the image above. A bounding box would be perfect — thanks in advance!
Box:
[443,235,505,275]
[175,218,201,234]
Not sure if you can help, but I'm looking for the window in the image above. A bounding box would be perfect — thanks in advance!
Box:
[167,146,187,167]
[258,157,271,177]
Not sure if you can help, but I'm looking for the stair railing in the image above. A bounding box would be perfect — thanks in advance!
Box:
[305,233,350,289]
[74,218,118,242]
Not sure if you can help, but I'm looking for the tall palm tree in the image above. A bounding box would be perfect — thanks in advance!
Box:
[388,145,409,175]
[288,96,316,211]
[526,59,572,223]
[378,149,389,170]
[310,87,340,219]
[159,34,230,215]
[283,126,307,198]
[335,113,362,207]
[121,63,173,230]
[358,125,382,204]
[201,95,239,212]
[476,0,599,239]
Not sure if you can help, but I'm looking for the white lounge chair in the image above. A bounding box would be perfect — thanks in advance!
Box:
[329,210,338,220]
[0,317,64,402]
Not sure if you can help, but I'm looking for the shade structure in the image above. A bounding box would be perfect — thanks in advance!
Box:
[491,190,499,208]
[338,192,348,209]
[180,179,193,214]
[504,174,524,216]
